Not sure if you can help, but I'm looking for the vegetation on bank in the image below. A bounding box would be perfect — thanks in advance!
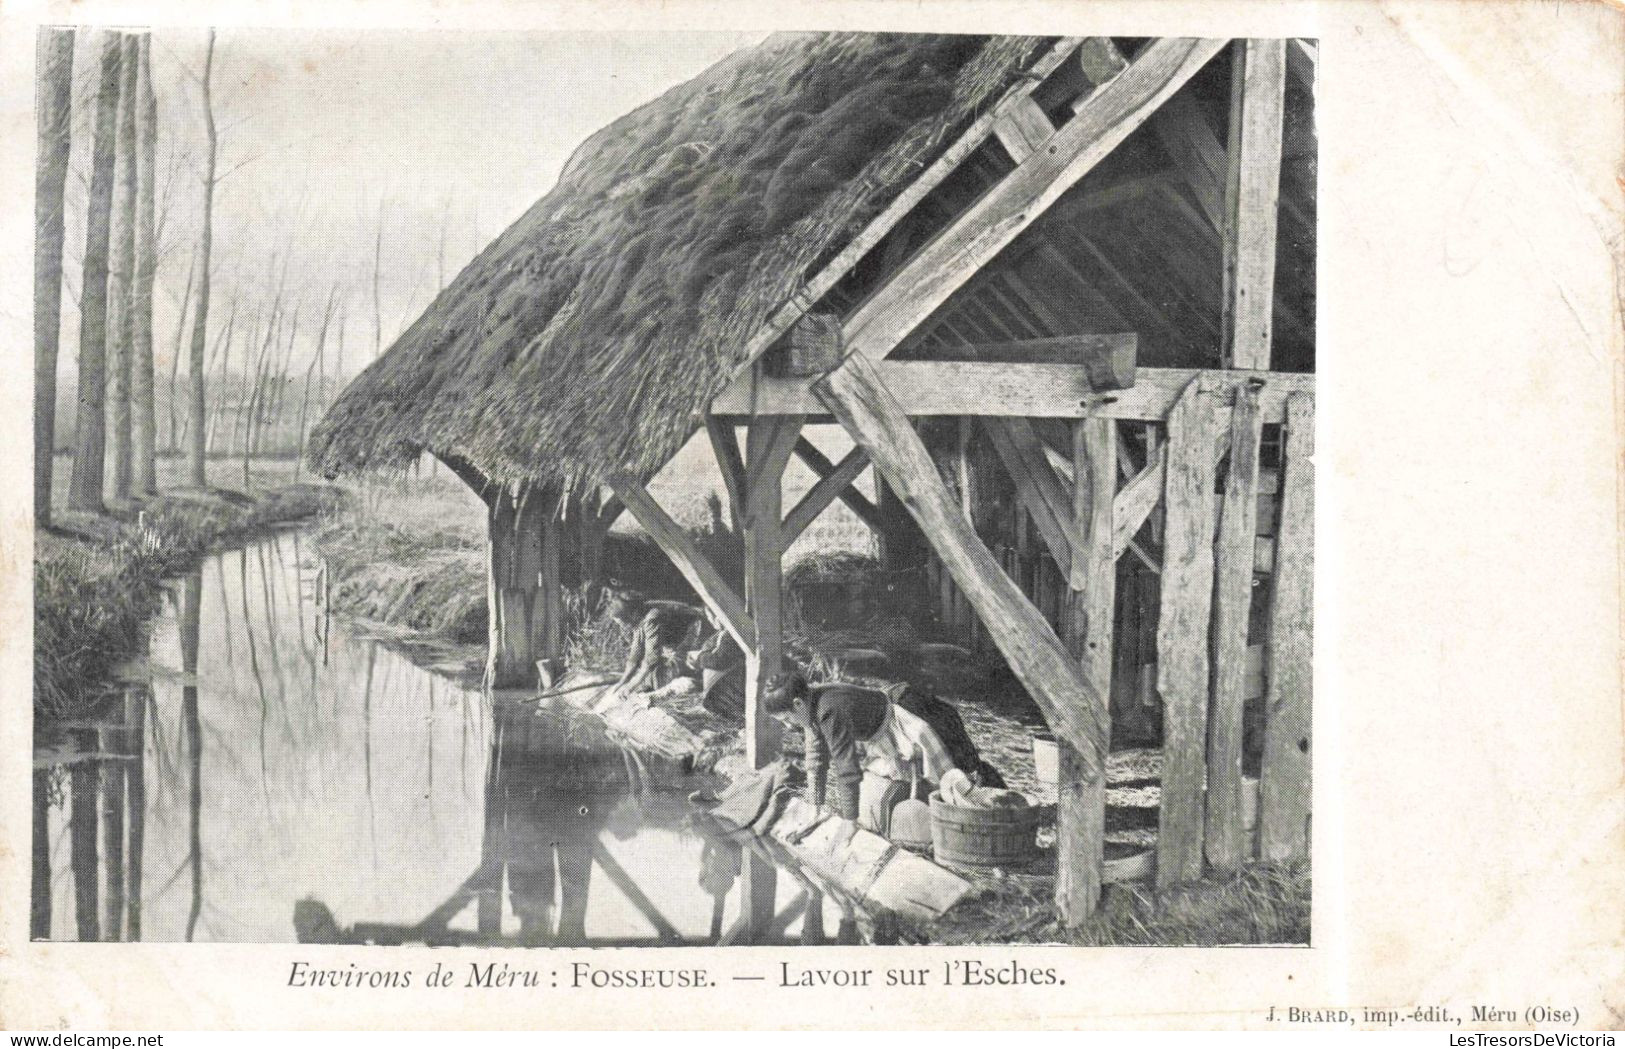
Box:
[34,475,342,721]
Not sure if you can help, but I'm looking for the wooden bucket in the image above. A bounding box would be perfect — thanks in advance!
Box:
[928,792,1040,868]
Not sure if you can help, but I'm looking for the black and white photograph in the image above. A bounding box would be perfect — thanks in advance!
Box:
[28,28,1319,951]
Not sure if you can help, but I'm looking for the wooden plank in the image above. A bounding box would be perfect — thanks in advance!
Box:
[1204,382,1265,871]
[606,474,755,650]
[714,364,1313,421]
[1260,393,1314,861]
[993,94,1057,163]
[982,418,1079,571]
[1155,376,1221,888]
[841,37,1228,363]
[924,333,1137,389]
[1057,416,1116,924]
[792,437,885,533]
[705,417,747,525]
[708,38,1085,408]
[1221,39,1288,369]
[814,352,1108,770]
[782,446,870,542]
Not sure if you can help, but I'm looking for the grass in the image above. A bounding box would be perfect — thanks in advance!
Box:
[936,860,1311,946]
[34,455,343,722]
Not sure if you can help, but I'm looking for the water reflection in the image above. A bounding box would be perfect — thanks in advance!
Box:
[33,532,851,946]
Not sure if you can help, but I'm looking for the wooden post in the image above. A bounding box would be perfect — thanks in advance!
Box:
[538,490,564,664]
[814,354,1107,781]
[1221,39,1287,370]
[1155,377,1221,888]
[741,417,802,768]
[1260,393,1313,861]
[1205,382,1265,870]
[1057,415,1116,925]
[484,487,519,690]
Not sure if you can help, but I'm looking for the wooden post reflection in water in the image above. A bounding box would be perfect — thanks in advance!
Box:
[126,687,148,941]
[101,713,127,940]
[31,768,50,939]
[179,569,203,942]
[69,728,100,941]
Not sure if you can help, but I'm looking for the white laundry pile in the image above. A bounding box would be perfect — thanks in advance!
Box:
[937,768,1029,810]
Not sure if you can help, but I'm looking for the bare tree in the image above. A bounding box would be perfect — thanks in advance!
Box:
[106,33,139,503]
[67,34,125,514]
[184,29,216,489]
[294,286,339,481]
[131,34,159,496]
[164,254,195,452]
[34,28,74,527]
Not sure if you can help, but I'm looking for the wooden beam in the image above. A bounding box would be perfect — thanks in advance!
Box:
[708,38,1086,407]
[1205,381,1265,871]
[813,352,1107,770]
[1155,376,1220,888]
[591,844,682,943]
[1113,452,1166,559]
[839,37,1228,363]
[782,446,870,542]
[606,474,755,650]
[435,451,496,505]
[1260,392,1314,861]
[923,333,1137,390]
[715,364,1313,421]
[1221,39,1288,369]
[705,417,747,524]
[1056,415,1116,924]
[793,437,885,533]
[982,418,1080,571]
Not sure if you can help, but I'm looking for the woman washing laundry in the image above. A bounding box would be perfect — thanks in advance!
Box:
[761,671,1004,835]
[600,587,706,707]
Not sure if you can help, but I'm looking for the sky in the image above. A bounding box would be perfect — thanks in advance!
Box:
[56,27,766,382]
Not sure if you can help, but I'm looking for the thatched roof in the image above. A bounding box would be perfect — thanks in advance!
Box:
[310,32,1053,490]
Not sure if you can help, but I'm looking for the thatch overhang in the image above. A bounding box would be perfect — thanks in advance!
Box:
[309,32,1058,492]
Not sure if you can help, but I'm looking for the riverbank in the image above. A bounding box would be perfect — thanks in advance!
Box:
[34,457,344,722]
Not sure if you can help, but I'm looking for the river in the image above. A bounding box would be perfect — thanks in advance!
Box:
[31,530,856,946]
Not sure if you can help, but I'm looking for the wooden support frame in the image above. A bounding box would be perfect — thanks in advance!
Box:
[792,437,884,533]
[1221,39,1288,369]
[716,364,1312,421]
[711,37,1226,415]
[843,37,1226,364]
[706,37,1087,410]
[815,352,1107,768]
[982,418,1081,572]
[606,473,755,650]
[783,446,870,542]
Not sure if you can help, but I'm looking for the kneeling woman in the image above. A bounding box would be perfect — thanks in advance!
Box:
[761,672,1003,835]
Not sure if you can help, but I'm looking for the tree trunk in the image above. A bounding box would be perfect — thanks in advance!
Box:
[67,34,124,514]
[33,28,74,527]
[165,254,194,453]
[105,33,139,503]
[185,31,216,489]
[131,34,158,496]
